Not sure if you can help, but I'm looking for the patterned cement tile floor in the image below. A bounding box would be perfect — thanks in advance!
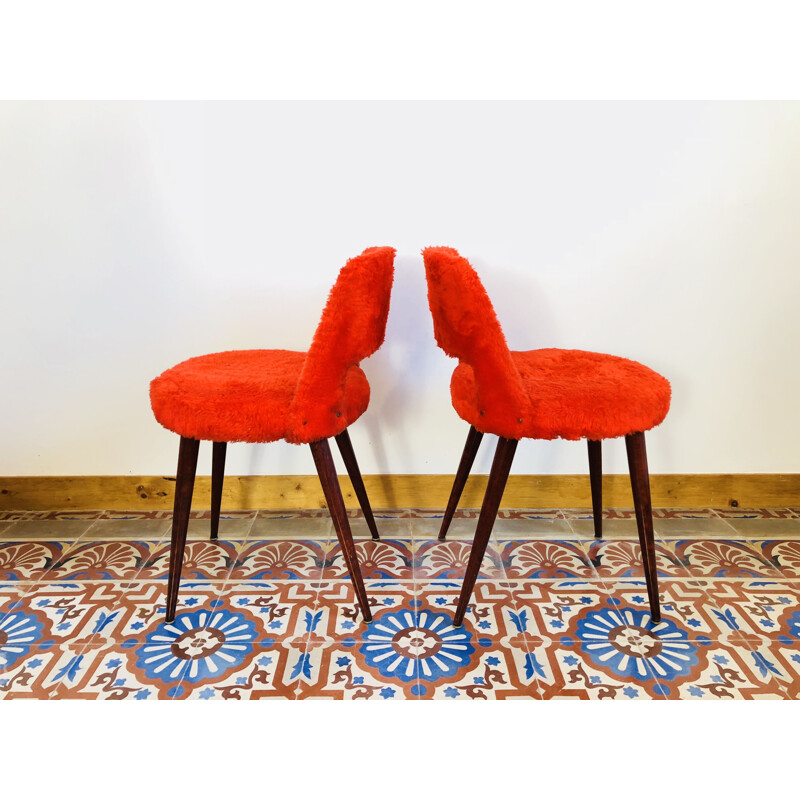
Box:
[2,506,800,700]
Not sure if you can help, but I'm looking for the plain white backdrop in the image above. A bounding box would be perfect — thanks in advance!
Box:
[2,100,800,477]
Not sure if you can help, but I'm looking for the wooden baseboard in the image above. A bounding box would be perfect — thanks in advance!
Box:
[1,473,798,511]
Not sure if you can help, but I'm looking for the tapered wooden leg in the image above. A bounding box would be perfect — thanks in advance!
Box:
[166,436,200,622]
[587,439,603,538]
[453,436,518,627]
[310,438,373,623]
[210,441,227,541]
[625,431,661,623]
[439,425,484,541]
[335,428,380,541]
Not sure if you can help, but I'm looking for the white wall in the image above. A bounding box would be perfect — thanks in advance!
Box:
[2,101,799,477]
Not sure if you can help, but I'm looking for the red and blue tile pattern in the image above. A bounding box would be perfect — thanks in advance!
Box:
[1,507,799,699]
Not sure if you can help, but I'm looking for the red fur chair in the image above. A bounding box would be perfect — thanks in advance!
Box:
[150,246,396,622]
[422,246,671,626]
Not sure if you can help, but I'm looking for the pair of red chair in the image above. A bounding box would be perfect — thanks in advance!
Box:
[150,246,670,626]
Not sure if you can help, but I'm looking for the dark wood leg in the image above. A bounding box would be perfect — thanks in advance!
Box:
[587,439,603,538]
[166,436,200,622]
[453,436,517,627]
[335,428,380,541]
[310,438,372,623]
[210,441,227,541]
[439,425,484,541]
[625,431,661,623]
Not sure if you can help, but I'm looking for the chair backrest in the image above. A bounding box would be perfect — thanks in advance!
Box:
[288,246,396,439]
[422,246,530,429]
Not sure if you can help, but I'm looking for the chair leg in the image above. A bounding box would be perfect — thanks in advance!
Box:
[587,439,603,538]
[310,438,373,623]
[439,425,484,541]
[453,436,517,627]
[166,436,200,622]
[334,428,380,541]
[210,441,227,541]
[625,431,661,623]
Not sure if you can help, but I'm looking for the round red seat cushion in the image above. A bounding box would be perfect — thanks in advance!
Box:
[451,348,671,440]
[150,349,370,443]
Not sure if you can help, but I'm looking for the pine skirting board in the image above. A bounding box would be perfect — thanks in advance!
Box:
[0,474,798,511]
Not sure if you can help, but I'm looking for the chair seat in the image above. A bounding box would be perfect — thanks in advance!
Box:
[150,349,370,443]
[451,348,671,440]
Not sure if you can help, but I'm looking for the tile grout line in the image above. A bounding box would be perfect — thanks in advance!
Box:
[708,507,759,536]
[20,515,105,591]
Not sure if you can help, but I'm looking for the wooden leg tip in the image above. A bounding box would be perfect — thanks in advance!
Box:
[371,535,380,541]
[437,535,447,542]
[362,615,373,624]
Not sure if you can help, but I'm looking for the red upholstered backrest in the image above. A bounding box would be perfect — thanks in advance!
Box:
[287,246,396,441]
[422,246,530,432]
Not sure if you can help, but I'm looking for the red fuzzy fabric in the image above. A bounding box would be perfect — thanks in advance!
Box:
[150,247,395,444]
[423,246,671,440]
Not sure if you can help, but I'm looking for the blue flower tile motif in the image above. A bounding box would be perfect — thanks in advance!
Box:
[0,611,45,671]
[135,608,258,685]
[575,606,699,682]
[785,609,800,641]
[359,608,475,684]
